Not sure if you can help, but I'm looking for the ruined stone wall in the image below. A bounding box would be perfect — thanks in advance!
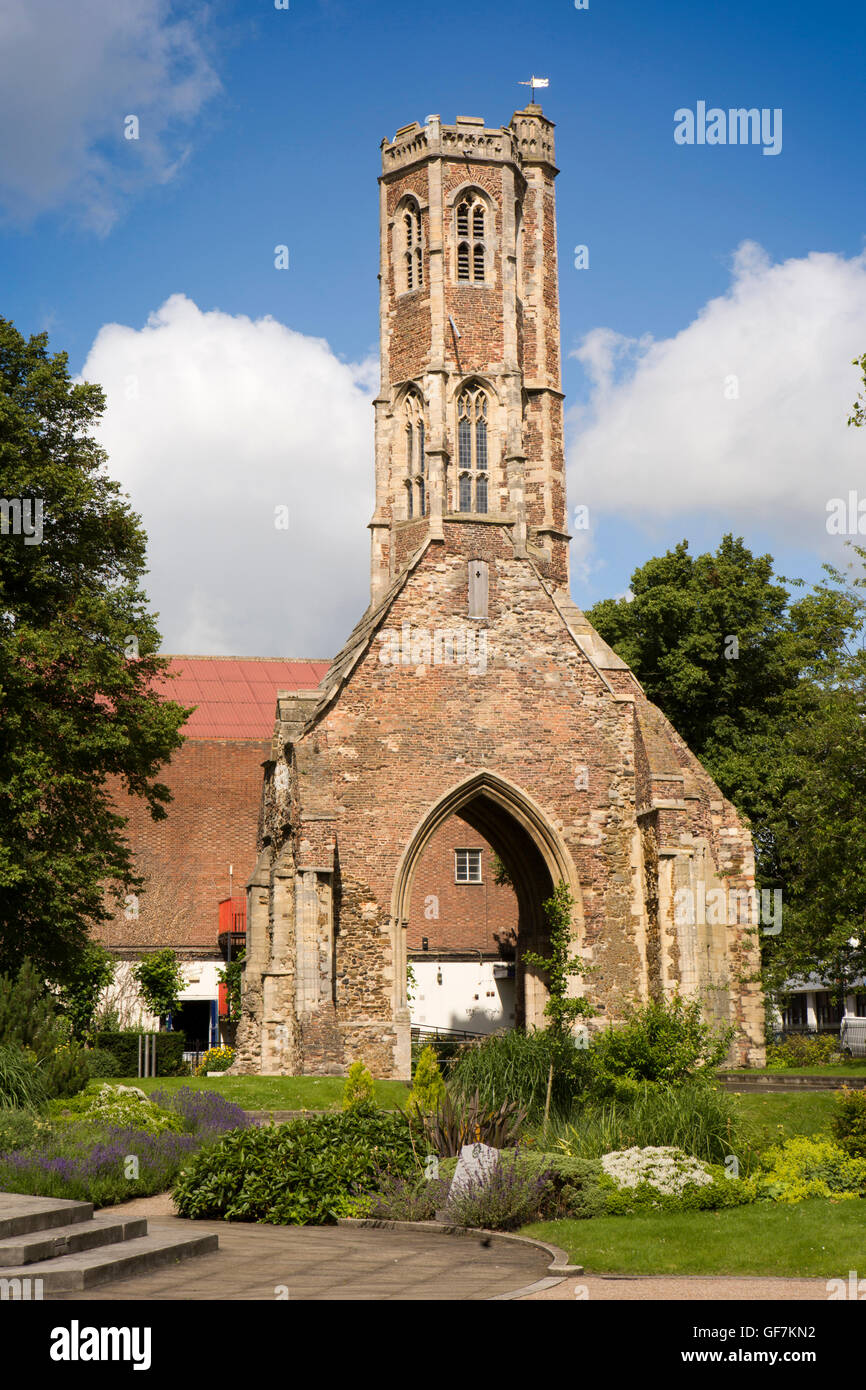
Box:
[282,538,651,1074]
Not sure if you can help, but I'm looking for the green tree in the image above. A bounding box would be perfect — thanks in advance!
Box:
[408,1043,446,1115]
[342,1059,376,1110]
[0,958,88,1097]
[58,940,116,1040]
[586,534,866,986]
[0,319,190,985]
[132,948,186,1024]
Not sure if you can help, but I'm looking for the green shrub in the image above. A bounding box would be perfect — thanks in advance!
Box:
[599,1168,753,1216]
[0,961,88,1098]
[750,1135,866,1203]
[0,1046,47,1110]
[92,1031,188,1076]
[366,1170,450,1222]
[84,1049,120,1079]
[42,1041,91,1098]
[832,1087,866,1158]
[0,1106,45,1152]
[443,1148,553,1231]
[448,1029,593,1121]
[591,993,733,1084]
[766,1034,844,1069]
[407,1044,446,1114]
[49,1084,185,1135]
[343,1060,376,1110]
[437,1149,608,1221]
[547,1080,751,1166]
[173,1105,418,1224]
[597,1145,754,1216]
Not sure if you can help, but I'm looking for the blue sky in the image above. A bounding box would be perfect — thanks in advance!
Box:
[2,0,864,654]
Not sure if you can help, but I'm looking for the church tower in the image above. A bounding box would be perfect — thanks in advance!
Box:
[232,105,765,1080]
[369,106,569,601]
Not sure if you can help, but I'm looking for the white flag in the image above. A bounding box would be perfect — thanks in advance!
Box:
[531,77,549,88]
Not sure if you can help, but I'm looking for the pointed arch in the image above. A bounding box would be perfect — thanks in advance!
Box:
[390,771,584,1023]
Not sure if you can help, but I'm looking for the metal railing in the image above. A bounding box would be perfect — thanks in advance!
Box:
[411,1024,488,1043]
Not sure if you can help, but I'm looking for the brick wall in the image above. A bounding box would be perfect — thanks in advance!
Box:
[407,814,518,955]
[101,739,268,956]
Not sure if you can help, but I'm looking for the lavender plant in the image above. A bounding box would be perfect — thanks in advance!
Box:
[444,1149,553,1231]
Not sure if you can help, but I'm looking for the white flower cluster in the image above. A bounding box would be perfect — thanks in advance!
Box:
[601,1146,714,1195]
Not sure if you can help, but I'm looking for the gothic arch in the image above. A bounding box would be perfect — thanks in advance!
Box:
[448,184,496,286]
[390,770,584,1027]
[392,193,425,294]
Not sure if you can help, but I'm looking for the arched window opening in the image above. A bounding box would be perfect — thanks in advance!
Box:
[456,385,489,514]
[400,200,423,293]
[403,393,427,519]
[455,195,487,283]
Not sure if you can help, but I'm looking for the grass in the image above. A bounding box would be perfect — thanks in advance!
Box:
[523,1198,866,1277]
[730,1091,837,1149]
[533,1080,749,1166]
[107,1075,410,1111]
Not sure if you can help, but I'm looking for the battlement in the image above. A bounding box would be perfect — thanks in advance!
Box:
[380,106,556,179]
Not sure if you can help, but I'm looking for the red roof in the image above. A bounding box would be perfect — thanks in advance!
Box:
[156,656,330,739]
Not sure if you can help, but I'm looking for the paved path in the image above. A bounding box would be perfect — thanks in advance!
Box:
[50,1196,554,1302]
[47,1196,832,1302]
[520,1274,830,1300]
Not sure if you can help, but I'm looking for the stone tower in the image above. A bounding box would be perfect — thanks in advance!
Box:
[232,107,765,1078]
[369,107,568,602]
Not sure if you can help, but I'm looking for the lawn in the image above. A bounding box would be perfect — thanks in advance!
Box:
[109,1074,410,1111]
[523,1198,866,1278]
[731,1091,838,1149]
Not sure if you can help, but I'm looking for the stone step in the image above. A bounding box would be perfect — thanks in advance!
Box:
[0,1214,148,1266]
[0,1228,219,1292]
[0,1195,94,1241]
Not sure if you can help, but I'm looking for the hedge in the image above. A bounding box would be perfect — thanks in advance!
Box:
[92,1031,187,1077]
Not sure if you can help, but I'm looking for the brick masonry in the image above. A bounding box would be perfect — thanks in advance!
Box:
[102,740,268,960]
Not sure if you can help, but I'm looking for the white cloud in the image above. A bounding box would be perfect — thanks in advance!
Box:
[567,242,866,549]
[0,0,219,232]
[80,294,376,657]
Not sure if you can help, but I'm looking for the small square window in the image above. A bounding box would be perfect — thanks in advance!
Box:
[455,849,482,884]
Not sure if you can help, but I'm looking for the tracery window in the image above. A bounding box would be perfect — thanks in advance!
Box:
[403,393,426,518]
[455,195,487,283]
[456,385,488,514]
[402,200,423,292]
